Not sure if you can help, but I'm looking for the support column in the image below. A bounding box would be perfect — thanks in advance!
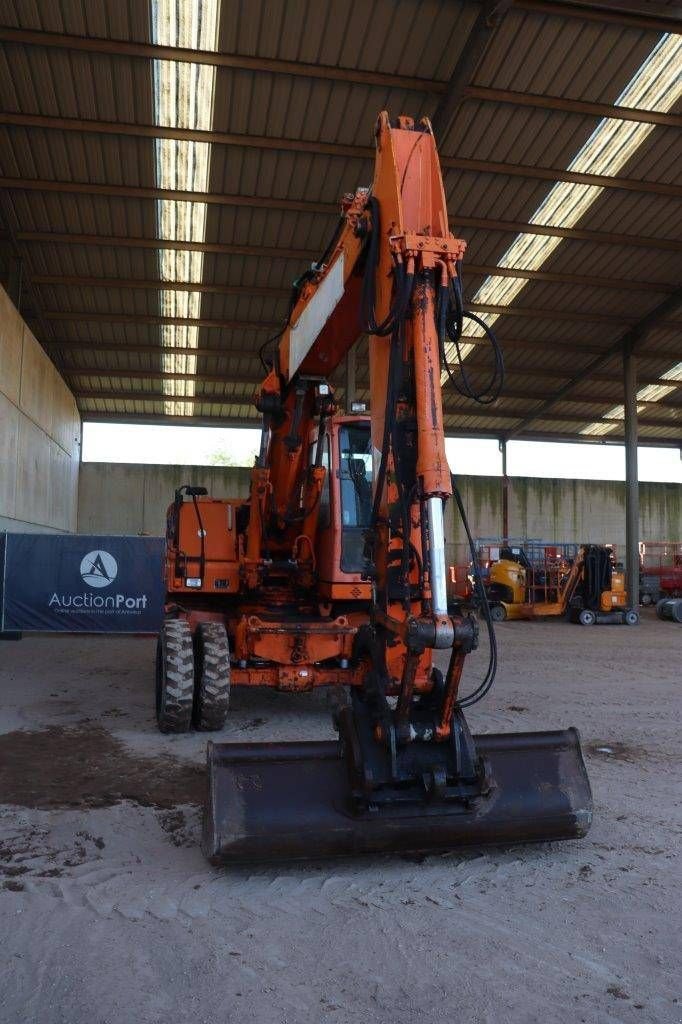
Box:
[499,438,509,540]
[623,342,639,611]
[345,343,356,411]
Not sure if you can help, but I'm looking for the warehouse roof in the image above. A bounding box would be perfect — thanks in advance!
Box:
[0,0,680,444]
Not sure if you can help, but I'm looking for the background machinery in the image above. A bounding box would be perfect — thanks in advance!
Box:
[156,112,592,864]
[482,543,639,625]
[639,541,682,605]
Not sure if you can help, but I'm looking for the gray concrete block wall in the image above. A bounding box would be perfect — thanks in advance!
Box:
[0,286,81,532]
[78,461,681,545]
[448,475,681,552]
[77,463,252,534]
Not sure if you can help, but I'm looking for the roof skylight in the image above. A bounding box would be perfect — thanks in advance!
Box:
[152,0,220,417]
[580,361,682,436]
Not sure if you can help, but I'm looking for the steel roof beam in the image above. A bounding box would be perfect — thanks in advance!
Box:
[0,177,338,215]
[466,86,682,128]
[459,265,674,294]
[40,311,281,330]
[77,410,682,446]
[515,0,682,34]
[2,21,679,92]
[2,112,679,197]
[0,27,443,93]
[4,180,678,252]
[31,276,288,298]
[16,232,314,259]
[71,387,679,429]
[56,362,682,391]
[33,300,682,328]
[41,337,602,357]
[20,240,682,311]
[431,1,512,142]
[504,288,682,438]
[60,367,681,409]
[451,216,681,252]
[28,265,675,297]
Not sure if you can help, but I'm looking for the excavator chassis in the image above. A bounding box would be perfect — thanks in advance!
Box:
[203,728,592,864]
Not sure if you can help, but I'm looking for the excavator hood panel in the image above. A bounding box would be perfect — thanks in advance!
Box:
[203,728,592,864]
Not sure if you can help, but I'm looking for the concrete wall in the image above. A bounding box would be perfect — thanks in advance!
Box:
[0,286,81,533]
[78,461,682,545]
[78,463,252,534]
[449,475,682,551]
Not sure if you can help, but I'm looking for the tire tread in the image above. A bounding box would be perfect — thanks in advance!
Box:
[194,622,231,731]
[156,619,195,733]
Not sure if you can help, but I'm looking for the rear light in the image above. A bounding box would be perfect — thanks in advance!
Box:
[185,578,202,588]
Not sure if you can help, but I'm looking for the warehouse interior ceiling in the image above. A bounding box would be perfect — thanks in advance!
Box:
[0,0,680,446]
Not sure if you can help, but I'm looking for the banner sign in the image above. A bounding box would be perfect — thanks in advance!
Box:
[1,534,165,633]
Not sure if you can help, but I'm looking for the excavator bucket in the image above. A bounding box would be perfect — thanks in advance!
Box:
[202,728,592,864]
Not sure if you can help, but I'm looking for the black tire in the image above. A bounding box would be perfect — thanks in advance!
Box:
[490,603,507,622]
[194,622,231,731]
[156,619,195,733]
[578,608,596,626]
[624,610,639,626]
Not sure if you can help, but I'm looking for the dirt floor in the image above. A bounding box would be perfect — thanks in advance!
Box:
[0,613,680,1024]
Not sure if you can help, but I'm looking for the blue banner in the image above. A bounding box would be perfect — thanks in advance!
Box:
[1,534,165,633]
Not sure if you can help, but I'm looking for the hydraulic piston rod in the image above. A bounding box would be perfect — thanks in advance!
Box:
[426,495,448,615]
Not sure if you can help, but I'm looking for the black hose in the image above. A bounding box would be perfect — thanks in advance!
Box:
[437,261,505,405]
[366,265,415,534]
[191,493,206,583]
[451,478,498,708]
[361,196,406,338]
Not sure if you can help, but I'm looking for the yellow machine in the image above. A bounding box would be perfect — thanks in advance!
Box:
[485,545,638,625]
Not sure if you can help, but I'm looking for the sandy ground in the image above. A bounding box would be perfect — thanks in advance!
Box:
[0,614,680,1024]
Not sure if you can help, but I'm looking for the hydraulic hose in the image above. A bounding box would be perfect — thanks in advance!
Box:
[437,261,505,405]
[451,478,498,708]
[191,493,206,584]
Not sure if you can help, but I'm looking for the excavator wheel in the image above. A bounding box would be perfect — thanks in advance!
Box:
[490,603,507,622]
[156,618,195,733]
[578,609,596,626]
[624,610,639,626]
[193,622,231,731]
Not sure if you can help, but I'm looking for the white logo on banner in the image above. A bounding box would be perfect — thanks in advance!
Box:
[79,550,118,588]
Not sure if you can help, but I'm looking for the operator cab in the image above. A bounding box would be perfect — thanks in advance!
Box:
[338,421,373,572]
[313,415,373,602]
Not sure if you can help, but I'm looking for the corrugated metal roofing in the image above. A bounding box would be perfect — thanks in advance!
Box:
[0,0,680,443]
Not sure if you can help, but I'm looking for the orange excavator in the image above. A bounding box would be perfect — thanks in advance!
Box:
[156,112,592,863]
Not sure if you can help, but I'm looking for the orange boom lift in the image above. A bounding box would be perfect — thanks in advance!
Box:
[156,113,592,863]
